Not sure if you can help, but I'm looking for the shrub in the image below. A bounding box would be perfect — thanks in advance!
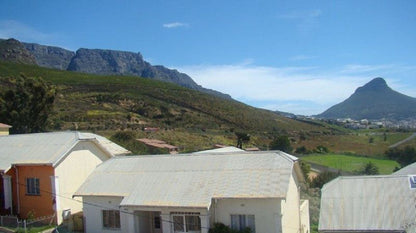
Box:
[209,223,253,233]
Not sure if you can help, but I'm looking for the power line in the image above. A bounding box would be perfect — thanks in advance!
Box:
[13,181,211,230]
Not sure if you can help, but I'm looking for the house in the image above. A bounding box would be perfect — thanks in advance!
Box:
[75,150,309,233]
[0,131,130,224]
[319,175,416,233]
[0,123,12,136]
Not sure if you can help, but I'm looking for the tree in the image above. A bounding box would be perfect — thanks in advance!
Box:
[386,146,416,167]
[299,161,311,182]
[269,135,292,153]
[310,171,339,189]
[235,132,250,149]
[358,162,379,175]
[314,145,329,154]
[0,75,56,134]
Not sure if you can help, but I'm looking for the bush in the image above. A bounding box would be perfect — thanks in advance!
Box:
[310,171,339,189]
[270,135,292,153]
[314,145,329,154]
[357,161,379,175]
[386,146,416,167]
[209,223,253,233]
[295,146,310,154]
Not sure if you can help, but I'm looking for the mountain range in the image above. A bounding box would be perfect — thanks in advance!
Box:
[318,77,416,120]
[0,38,230,99]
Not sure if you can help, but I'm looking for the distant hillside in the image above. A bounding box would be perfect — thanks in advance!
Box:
[13,39,229,99]
[318,77,416,120]
[0,39,37,64]
[0,61,340,152]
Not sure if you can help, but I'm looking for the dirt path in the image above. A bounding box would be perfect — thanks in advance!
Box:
[389,133,416,148]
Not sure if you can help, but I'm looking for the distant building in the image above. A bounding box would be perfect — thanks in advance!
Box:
[0,123,11,136]
[144,127,160,132]
[137,138,179,154]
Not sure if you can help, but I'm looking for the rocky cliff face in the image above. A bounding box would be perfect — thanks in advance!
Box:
[67,48,200,90]
[1,38,230,99]
[0,39,37,65]
[23,43,74,70]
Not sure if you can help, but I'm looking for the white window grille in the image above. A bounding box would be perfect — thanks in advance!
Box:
[172,212,201,233]
[102,210,120,229]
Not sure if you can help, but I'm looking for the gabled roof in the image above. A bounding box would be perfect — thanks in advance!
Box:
[393,162,416,175]
[0,123,12,128]
[319,175,416,232]
[75,151,298,209]
[194,146,244,154]
[0,131,130,172]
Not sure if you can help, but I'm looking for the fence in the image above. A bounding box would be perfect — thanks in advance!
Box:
[0,215,19,229]
[0,214,56,232]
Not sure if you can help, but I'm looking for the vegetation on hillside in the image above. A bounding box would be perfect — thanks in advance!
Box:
[0,61,341,153]
[0,61,414,155]
[386,146,416,168]
[0,75,56,133]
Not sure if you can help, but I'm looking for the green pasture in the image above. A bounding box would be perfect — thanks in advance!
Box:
[301,154,400,174]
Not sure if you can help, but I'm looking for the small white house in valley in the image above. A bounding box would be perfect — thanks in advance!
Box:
[75,150,310,233]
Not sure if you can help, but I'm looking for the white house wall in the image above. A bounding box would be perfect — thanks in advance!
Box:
[281,173,301,233]
[212,198,282,233]
[83,196,124,233]
[55,141,110,224]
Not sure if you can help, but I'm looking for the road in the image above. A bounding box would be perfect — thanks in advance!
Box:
[389,133,416,148]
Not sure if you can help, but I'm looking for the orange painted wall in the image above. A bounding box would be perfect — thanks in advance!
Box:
[16,165,55,219]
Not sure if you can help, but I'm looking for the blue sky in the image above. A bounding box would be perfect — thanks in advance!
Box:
[1,0,416,115]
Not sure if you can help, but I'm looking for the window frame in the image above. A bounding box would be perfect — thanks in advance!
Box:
[171,212,201,233]
[102,209,121,229]
[26,177,40,196]
[230,214,255,233]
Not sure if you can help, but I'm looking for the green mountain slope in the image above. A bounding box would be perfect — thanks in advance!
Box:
[0,61,339,152]
[318,77,416,120]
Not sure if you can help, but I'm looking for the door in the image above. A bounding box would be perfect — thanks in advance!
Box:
[151,212,162,233]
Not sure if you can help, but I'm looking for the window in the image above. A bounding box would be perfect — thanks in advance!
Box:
[172,212,201,233]
[102,210,120,229]
[154,215,161,229]
[231,214,255,232]
[26,178,40,195]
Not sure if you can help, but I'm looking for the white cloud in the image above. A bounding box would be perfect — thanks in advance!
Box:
[177,63,415,115]
[163,22,189,28]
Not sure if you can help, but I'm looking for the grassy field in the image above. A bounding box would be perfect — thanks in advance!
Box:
[301,153,400,174]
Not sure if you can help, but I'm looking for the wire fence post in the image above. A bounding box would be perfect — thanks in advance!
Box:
[23,219,27,233]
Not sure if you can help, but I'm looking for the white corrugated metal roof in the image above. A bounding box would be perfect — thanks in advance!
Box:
[194,146,244,154]
[319,175,416,232]
[393,162,416,175]
[75,151,297,209]
[0,131,130,171]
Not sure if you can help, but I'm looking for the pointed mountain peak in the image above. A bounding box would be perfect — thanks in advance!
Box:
[355,77,389,93]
